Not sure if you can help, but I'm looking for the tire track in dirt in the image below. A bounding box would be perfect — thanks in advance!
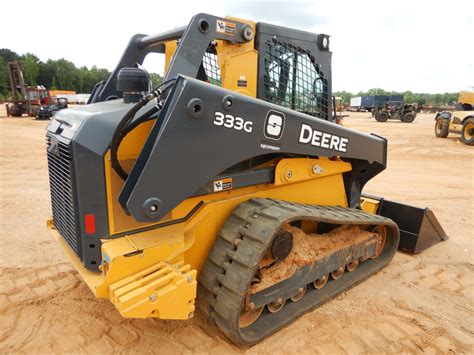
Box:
[390,257,474,296]
[0,263,237,353]
[250,296,469,354]
[1,113,473,353]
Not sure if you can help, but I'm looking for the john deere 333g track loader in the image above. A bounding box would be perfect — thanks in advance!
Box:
[46,14,447,345]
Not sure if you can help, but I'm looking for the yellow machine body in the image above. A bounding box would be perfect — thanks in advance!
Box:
[47,16,381,321]
[458,91,474,107]
[50,153,355,319]
[447,111,474,134]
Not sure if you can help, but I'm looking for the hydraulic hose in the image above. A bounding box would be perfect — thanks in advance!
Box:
[110,79,176,180]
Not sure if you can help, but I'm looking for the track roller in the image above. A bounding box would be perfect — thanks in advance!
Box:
[331,266,345,280]
[197,198,400,345]
[290,286,307,302]
[347,260,359,272]
[314,275,329,289]
[267,298,285,313]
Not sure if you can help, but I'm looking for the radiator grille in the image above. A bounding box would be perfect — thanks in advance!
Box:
[46,135,80,255]
[263,39,329,119]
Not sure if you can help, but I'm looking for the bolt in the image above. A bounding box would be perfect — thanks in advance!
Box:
[187,275,193,283]
[312,165,323,174]
[248,302,255,310]
[149,293,157,302]
[286,170,293,179]
[188,312,194,319]
[149,204,158,212]
[277,297,283,305]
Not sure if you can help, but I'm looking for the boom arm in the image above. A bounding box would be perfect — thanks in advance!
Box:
[88,13,253,103]
[119,76,387,222]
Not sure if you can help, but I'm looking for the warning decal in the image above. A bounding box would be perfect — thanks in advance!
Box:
[213,178,233,192]
[216,20,236,36]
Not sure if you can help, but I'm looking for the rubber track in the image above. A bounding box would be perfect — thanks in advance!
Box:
[197,198,400,345]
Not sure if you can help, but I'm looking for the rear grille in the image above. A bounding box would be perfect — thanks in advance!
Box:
[46,135,80,255]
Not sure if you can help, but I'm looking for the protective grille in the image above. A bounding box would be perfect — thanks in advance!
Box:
[263,39,329,119]
[46,135,80,255]
[202,52,222,86]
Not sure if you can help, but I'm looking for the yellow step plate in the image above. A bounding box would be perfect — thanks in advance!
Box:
[109,261,196,319]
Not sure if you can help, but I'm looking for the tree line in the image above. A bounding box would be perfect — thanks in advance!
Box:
[0,48,459,106]
[0,48,163,100]
[333,88,458,107]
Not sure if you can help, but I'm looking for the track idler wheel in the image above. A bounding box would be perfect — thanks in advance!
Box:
[347,260,359,272]
[313,274,329,289]
[290,286,307,302]
[267,298,286,313]
[239,305,264,328]
[372,225,387,258]
[331,266,345,280]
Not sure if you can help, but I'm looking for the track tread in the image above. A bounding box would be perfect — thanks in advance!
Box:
[197,198,399,345]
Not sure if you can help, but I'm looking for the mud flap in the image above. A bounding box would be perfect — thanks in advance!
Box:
[362,195,448,253]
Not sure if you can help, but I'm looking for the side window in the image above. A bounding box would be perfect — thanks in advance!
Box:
[263,40,328,119]
[199,42,222,86]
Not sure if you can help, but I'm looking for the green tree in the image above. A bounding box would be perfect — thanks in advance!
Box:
[21,53,40,85]
[333,91,352,104]
[0,48,19,62]
[0,49,20,98]
[149,72,163,88]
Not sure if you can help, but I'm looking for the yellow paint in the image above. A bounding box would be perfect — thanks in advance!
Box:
[48,222,104,293]
[109,260,196,319]
[360,197,380,215]
[70,157,352,315]
[447,111,474,134]
[458,91,474,106]
[164,40,177,75]
[219,17,258,97]
[449,123,463,133]
[48,17,368,320]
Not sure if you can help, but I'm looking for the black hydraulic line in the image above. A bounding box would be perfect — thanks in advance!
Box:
[110,79,176,180]
[123,104,160,134]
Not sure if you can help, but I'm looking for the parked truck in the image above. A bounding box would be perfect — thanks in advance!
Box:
[350,95,405,112]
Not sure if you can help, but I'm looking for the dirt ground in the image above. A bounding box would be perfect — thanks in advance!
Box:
[0,105,473,354]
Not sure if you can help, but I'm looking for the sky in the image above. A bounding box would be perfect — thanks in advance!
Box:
[1,0,473,93]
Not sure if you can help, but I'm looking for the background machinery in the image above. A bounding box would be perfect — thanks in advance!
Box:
[435,91,474,145]
[6,60,68,119]
[6,60,48,117]
[45,14,447,345]
[36,97,68,119]
[372,101,417,123]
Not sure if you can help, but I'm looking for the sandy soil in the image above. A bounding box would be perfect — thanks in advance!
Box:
[0,106,473,354]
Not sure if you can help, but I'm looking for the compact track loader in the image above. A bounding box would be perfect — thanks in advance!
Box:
[46,14,447,345]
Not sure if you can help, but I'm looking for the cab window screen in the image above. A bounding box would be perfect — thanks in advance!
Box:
[263,39,328,119]
[199,42,222,86]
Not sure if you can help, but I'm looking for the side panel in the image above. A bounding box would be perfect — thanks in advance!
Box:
[119,76,387,222]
